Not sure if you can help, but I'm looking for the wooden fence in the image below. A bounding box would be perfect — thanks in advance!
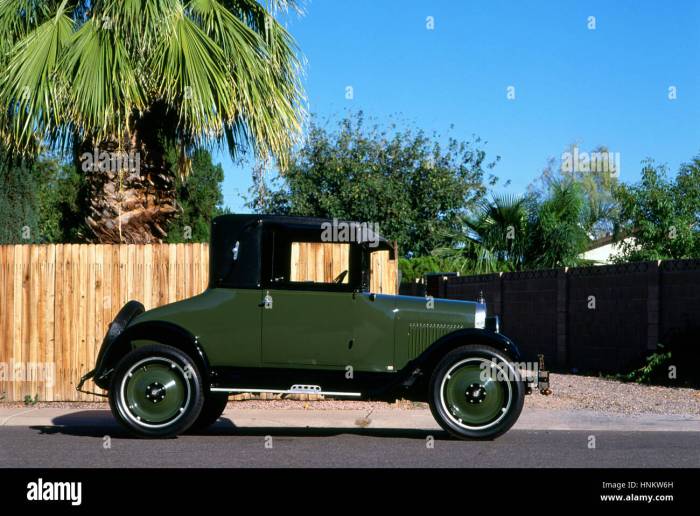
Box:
[0,244,210,402]
[0,243,397,402]
[290,242,350,284]
[290,242,398,294]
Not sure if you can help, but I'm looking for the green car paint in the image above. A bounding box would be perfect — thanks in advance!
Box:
[392,295,478,368]
[133,289,264,367]
[132,288,479,373]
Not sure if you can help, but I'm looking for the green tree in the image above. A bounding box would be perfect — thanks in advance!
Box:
[249,112,499,256]
[435,183,589,273]
[1,146,227,244]
[524,181,590,268]
[529,144,619,238]
[0,0,304,243]
[0,146,87,243]
[35,158,87,242]
[0,152,40,243]
[433,194,528,273]
[613,158,700,261]
[165,148,228,243]
[398,255,462,283]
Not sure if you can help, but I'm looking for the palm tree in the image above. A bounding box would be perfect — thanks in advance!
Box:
[435,187,590,273]
[433,194,528,273]
[0,0,305,242]
[524,181,589,269]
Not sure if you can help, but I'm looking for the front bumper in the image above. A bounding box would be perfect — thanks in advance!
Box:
[526,354,552,395]
[76,368,108,397]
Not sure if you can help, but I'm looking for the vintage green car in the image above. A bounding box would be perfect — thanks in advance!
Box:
[79,214,549,439]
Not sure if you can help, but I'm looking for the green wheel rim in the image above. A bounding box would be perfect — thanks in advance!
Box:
[119,357,190,428]
[440,358,512,430]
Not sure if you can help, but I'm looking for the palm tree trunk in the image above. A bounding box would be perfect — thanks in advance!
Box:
[80,134,177,243]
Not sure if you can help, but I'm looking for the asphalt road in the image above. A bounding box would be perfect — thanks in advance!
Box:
[1,419,699,468]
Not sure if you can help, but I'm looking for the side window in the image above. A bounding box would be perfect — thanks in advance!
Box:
[290,242,350,285]
[262,226,355,291]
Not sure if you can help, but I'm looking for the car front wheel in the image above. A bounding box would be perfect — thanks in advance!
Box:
[109,344,204,438]
[428,344,525,440]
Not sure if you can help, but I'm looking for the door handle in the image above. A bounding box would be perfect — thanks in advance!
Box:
[259,291,273,309]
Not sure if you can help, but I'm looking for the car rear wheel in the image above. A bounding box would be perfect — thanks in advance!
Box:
[186,392,229,433]
[109,344,204,438]
[428,344,525,440]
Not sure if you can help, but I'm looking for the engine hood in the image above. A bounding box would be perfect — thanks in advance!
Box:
[389,294,487,366]
[391,294,484,327]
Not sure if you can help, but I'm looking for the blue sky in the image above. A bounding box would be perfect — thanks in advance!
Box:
[218,0,700,212]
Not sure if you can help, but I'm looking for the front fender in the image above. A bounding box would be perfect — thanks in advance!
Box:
[410,327,523,372]
[91,319,211,390]
[373,328,524,401]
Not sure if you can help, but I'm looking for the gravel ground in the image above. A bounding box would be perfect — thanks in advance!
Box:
[526,373,700,416]
[2,373,699,415]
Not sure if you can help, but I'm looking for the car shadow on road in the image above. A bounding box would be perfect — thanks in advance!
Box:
[199,419,452,440]
[30,412,452,441]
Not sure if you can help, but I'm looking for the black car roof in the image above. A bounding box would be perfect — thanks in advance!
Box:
[209,214,394,290]
[212,214,392,247]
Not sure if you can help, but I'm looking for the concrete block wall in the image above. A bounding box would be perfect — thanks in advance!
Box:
[429,260,700,373]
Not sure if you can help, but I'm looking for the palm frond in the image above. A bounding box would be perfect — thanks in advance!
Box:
[0,0,66,59]
[0,0,305,170]
[96,0,178,52]
[150,4,237,140]
[189,0,305,168]
[0,5,73,152]
[60,17,146,143]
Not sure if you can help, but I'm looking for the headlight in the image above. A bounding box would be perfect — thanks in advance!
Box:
[474,303,486,329]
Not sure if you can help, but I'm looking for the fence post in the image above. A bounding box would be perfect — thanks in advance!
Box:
[647,260,661,352]
[394,241,400,294]
[555,267,568,369]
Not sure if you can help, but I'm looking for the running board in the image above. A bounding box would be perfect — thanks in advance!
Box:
[210,384,361,397]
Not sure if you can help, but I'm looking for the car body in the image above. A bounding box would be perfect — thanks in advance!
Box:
[80,214,549,439]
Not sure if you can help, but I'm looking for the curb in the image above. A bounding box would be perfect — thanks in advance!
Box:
[1,406,699,432]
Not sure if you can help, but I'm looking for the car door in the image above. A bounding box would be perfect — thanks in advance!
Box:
[260,236,395,371]
[261,288,356,366]
[261,289,396,370]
